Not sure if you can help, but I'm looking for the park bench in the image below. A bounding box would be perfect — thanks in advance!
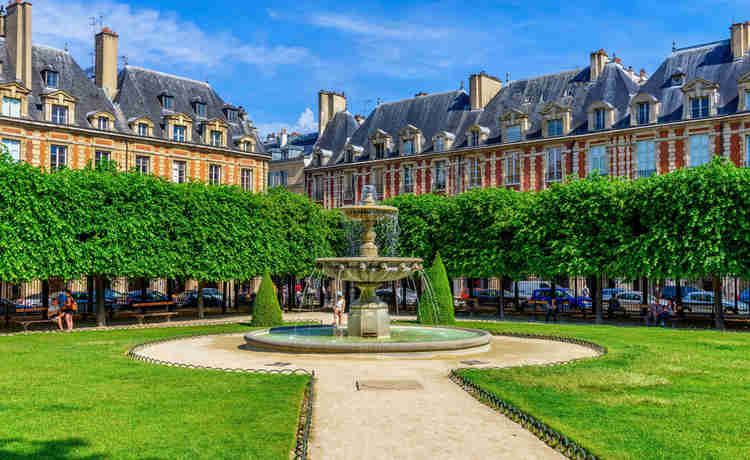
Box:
[133,312,179,325]
[10,318,60,332]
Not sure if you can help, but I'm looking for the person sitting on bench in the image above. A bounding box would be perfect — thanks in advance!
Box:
[658,299,676,327]
[53,289,77,332]
[48,299,64,331]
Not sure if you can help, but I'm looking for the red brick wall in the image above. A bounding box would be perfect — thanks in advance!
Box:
[425,160,432,192]
[534,155,542,191]
[675,139,685,169]
[523,155,531,191]
[731,133,742,166]
[495,157,502,186]
[394,164,400,194]
[415,161,422,194]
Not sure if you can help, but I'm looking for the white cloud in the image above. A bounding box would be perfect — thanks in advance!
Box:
[31,0,312,72]
[255,108,317,138]
[309,13,453,41]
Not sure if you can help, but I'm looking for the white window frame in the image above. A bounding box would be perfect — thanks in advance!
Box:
[402,166,414,193]
[173,125,186,142]
[95,150,110,167]
[588,145,608,176]
[135,156,150,174]
[547,119,562,137]
[636,141,656,178]
[172,160,186,184]
[468,157,481,188]
[138,123,149,136]
[2,138,20,162]
[51,105,67,124]
[434,160,446,190]
[403,139,414,155]
[50,145,67,170]
[435,137,444,153]
[211,130,223,147]
[594,109,606,130]
[471,131,480,147]
[97,116,108,130]
[241,168,253,191]
[45,71,58,88]
[2,97,20,118]
[503,153,520,185]
[209,164,221,185]
[689,134,710,167]
[690,97,709,119]
[547,148,563,182]
[637,102,649,125]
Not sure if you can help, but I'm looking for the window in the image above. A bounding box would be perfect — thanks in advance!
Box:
[403,139,414,155]
[503,153,520,185]
[747,136,750,167]
[689,134,710,167]
[637,102,650,125]
[173,125,186,142]
[45,71,59,88]
[138,123,149,136]
[636,141,656,178]
[468,157,481,188]
[313,176,323,201]
[162,95,173,110]
[280,170,287,186]
[2,139,20,162]
[209,164,221,184]
[471,131,480,147]
[547,148,562,182]
[691,97,709,118]
[95,150,110,167]
[97,116,109,130]
[244,141,254,153]
[588,145,607,176]
[594,109,606,130]
[195,103,206,117]
[135,156,149,174]
[241,168,253,191]
[50,145,67,170]
[374,143,385,159]
[547,119,563,137]
[506,125,521,143]
[403,166,413,193]
[2,97,20,117]
[172,160,186,183]
[434,160,446,190]
[211,130,223,146]
[51,105,67,124]
[226,110,237,122]
[435,137,444,153]
[746,91,750,112]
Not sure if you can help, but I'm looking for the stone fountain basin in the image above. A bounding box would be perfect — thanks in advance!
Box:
[316,257,423,283]
[340,204,399,221]
[244,325,491,353]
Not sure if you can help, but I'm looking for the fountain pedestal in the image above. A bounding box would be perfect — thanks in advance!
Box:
[347,283,390,338]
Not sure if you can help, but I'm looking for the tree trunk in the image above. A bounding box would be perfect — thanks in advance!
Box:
[595,275,603,324]
[234,281,239,310]
[498,275,505,320]
[197,281,205,319]
[95,276,106,327]
[713,275,724,330]
[221,282,228,314]
[87,276,95,317]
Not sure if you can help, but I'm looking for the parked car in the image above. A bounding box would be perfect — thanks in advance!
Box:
[515,281,551,300]
[0,297,18,315]
[175,288,224,308]
[122,290,175,312]
[609,291,655,315]
[602,288,625,302]
[476,289,514,305]
[660,285,699,301]
[739,288,750,304]
[71,290,123,313]
[528,288,592,311]
[681,291,749,314]
[376,288,418,305]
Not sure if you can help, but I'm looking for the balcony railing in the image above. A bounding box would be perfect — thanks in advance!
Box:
[637,169,656,178]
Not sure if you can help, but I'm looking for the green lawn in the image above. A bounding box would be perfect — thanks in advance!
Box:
[0,324,309,460]
[455,321,750,460]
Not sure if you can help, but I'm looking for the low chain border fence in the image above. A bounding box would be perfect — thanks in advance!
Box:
[125,331,316,460]
[450,333,607,460]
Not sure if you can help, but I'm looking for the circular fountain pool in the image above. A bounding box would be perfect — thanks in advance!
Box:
[244,325,491,353]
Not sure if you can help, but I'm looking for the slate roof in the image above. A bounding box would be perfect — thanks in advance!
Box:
[314,111,360,164]
[637,39,750,121]
[0,39,124,129]
[266,132,319,161]
[116,66,264,153]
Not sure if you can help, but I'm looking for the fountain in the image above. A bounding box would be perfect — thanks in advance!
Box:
[244,186,490,353]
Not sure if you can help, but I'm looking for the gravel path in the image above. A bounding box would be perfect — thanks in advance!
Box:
[136,326,598,460]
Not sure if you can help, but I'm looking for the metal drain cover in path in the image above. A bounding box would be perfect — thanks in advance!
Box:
[264,362,292,367]
[356,380,424,391]
[460,360,489,366]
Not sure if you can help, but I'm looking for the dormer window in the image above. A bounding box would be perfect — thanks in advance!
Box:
[403,139,414,155]
[44,71,58,88]
[226,109,238,122]
[672,72,684,87]
[375,143,385,159]
[690,96,709,118]
[345,149,354,163]
[173,125,186,142]
[506,125,521,142]
[2,97,20,117]
[471,131,480,147]
[244,141,254,153]
[211,130,223,146]
[161,95,174,110]
[435,137,444,152]
[745,90,750,111]
[138,123,149,136]
[466,125,489,147]
[194,102,206,118]
[637,102,650,125]
[432,131,455,152]
[594,109,606,130]
[501,109,529,143]
[51,105,67,124]
[97,116,109,130]
[547,119,563,137]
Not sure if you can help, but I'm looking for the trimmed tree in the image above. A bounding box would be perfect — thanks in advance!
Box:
[417,253,455,325]
[251,271,283,327]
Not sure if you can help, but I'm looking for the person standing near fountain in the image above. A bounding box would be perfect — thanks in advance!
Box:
[333,292,345,327]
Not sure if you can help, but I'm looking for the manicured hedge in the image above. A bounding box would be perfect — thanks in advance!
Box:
[417,253,455,325]
[250,271,283,327]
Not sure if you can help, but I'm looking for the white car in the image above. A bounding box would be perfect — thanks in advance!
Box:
[681,291,749,314]
[609,291,655,315]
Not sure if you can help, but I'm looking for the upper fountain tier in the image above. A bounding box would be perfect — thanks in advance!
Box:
[315,185,423,284]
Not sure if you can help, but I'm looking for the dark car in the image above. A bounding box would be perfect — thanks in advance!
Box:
[660,285,699,301]
[122,290,175,312]
[0,297,18,315]
[476,289,513,305]
[529,288,592,311]
[71,290,123,313]
[178,288,223,308]
[602,288,625,302]
[739,288,750,304]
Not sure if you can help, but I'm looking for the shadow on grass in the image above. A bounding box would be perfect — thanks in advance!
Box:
[0,437,121,460]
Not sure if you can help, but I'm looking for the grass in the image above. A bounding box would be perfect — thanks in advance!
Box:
[0,324,310,460]
[454,321,750,460]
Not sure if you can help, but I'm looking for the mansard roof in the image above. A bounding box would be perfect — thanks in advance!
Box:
[315,111,360,163]
[637,39,750,121]
[0,39,125,130]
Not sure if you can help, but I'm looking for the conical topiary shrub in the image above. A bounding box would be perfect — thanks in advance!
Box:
[417,253,455,325]
[251,271,284,327]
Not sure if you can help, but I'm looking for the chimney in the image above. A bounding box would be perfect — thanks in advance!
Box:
[95,27,119,100]
[415,91,428,97]
[280,128,288,147]
[318,90,347,135]
[6,1,32,90]
[589,49,609,81]
[730,22,750,60]
[354,114,365,125]
[469,71,502,110]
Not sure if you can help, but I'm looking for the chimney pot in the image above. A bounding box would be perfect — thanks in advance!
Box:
[95,25,119,99]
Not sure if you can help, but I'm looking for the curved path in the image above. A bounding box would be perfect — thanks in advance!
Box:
[136,328,598,460]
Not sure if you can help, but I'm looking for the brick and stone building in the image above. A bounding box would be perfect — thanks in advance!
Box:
[305,23,750,208]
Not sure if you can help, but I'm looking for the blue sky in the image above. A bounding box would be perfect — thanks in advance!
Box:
[31,0,750,136]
